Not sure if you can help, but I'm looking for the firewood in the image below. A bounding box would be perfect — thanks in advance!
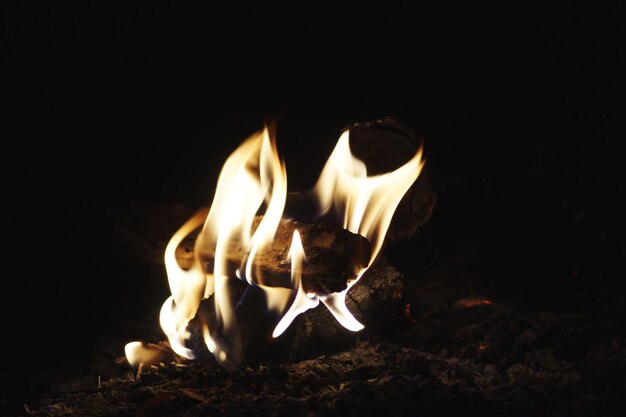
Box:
[177,216,371,294]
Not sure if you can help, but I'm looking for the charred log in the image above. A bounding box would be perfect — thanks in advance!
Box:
[176,216,371,294]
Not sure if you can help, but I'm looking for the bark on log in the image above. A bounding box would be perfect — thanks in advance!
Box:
[176,216,371,294]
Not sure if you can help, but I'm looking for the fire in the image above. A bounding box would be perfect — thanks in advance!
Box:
[126,125,424,368]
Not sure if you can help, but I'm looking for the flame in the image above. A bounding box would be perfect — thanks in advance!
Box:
[124,341,171,367]
[196,126,287,367]
[126,125,424,368]
[310,130,424,329]
[124,341,149,367]
[272,230,319,338]
[161,209,208,359]
[314,130,424,263]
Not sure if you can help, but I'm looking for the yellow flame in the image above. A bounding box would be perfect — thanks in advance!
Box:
[160,209,208,359]
[243,129,288,285]
[147,126,287,367]
[314,130,424,262]
[312,130,424,330]
[272,230,319,338]
[124,341,147,366]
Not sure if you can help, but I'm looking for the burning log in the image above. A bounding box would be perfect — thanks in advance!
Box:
[176,216,371,294]
[177,212,402,366]
[185,256,405,365]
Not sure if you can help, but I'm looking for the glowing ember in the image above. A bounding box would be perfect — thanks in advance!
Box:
[124,341,172,367]
[453,297,494,309]
[126,125,425,368]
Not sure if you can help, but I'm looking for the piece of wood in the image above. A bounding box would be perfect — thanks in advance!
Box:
[177,216,371,294]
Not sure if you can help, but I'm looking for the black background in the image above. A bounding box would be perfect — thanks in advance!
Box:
[2,1,624,410]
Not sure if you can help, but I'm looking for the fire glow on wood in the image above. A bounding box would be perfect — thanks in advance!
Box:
[126,126,424,369]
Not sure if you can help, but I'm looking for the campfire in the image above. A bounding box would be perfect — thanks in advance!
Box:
[126,124,424,369]
[23,120,625,417]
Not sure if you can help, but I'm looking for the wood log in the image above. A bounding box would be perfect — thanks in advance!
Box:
[176,216,371,294]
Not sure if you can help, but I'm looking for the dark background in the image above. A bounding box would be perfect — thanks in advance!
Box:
[2,1,624,411]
